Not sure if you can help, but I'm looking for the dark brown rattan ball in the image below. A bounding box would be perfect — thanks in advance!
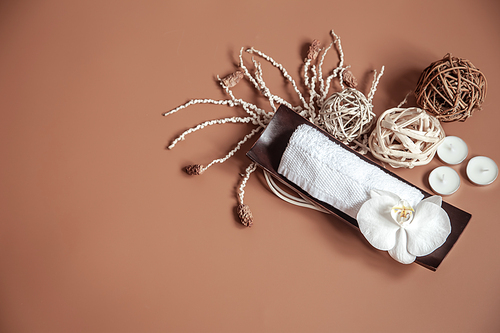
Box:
[415,54,487,122]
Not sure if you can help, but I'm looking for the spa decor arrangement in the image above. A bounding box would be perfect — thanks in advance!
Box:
[164,30,478,269]
[246,105,470,270]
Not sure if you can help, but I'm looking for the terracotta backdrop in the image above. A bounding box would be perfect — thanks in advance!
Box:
[1,1,499,332]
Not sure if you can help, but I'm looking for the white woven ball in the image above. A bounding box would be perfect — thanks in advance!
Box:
[319,88,375,144]
[368,107,445,168]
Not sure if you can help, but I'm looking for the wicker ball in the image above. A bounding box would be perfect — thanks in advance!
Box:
[415,54,487,122]
[369,107,445,168]
[319,88,375,146]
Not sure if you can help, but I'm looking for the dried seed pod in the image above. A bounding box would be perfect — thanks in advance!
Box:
[184,164,204,175]
[307,39,321,61]
[221,69,244,88]
[237,204,253,227]
[342,69,358,88]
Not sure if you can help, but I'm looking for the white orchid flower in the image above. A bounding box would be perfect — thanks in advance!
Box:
[356,190,451,264]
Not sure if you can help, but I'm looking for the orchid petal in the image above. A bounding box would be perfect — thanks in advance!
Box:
[357,195,400,251]
[421,195,442,207]
[388,228,416,264]
[405,201,451,256]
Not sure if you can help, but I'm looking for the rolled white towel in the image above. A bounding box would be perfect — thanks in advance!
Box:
[278,124,424,218]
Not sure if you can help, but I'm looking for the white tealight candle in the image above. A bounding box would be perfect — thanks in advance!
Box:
[466,156,498,185]
[437,136,468,165]
[429,166,460,195]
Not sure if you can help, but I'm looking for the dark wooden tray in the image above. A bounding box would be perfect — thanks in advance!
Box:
[247,105,471,271]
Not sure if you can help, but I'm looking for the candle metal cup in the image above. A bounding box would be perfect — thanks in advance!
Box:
[437,136,468,165]
[429,166,460,195]
[466,156,498,185]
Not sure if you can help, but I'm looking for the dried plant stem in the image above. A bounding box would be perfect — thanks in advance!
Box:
[238,163,257,205]
[246,47,310,113]
[237,163,258,227]
[163,98,237,117]
[200,127,262,173]
[318,41,335,102]
[367,66,385,102]
[168,116,255,149]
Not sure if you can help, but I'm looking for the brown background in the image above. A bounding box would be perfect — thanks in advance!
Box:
[1,0,499,332]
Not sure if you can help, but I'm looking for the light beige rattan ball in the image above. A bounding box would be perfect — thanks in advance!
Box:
[319,88,375,145]
[368,107,445,168]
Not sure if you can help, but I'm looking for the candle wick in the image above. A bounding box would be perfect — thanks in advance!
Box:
[481,168,489,172]
[449,143,455,152]
[441,174,446,183]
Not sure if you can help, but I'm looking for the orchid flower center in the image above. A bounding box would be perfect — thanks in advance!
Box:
[391,200,414,226]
